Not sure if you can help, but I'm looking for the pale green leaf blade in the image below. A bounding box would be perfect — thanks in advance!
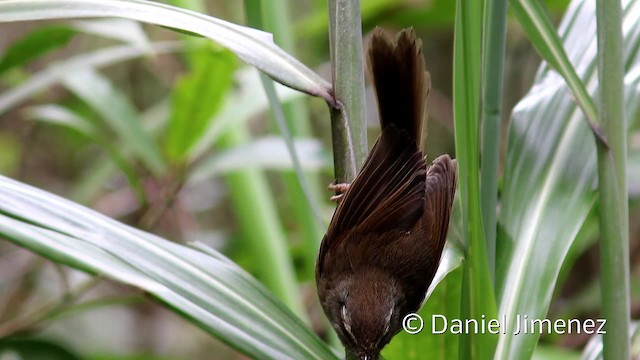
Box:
[0,0,333,102]
[495,1,640,358]
[61,68,166,174]
[510,0,599,128]
[0,175,338,360]
[0,41,182,116]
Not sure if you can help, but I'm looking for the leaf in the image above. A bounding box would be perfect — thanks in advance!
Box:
[26,104,145,201]
[189,136,330,183]
[495,0,640,358]
[452,0,498,357]
[26,104,97,137]
[0,337,85,360]
[0,41,182,116]
[70,18,151,50]
[0,0,333,103]
[0,175,338,360]
[510,0,600,135]
[0,25,76,75]
[188,67,303,160]
[61,68,166,175]
[165,48,235,161]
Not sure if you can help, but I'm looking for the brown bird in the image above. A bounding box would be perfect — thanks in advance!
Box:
[316,28,457,360]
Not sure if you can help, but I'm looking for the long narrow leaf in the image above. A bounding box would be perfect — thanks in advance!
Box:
[495,0,640,358]
[0,0,333,103]
[0,175,338,360]
[510,0,603,142]
[0,41,182,116]
[62,69,166,175]
[453,0,498,357]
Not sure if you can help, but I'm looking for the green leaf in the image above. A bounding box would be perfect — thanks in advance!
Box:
[0,41,182,116]
[510,0,601,140]
[0,25,76,75]
[61,68,166,175]
[165,48,235,161]
[26,104,97,137]
[189,136,330,182]
[26,104,145,202]
[188,67,303,160]
[0,337,85,360]
[0,175,338,360]
[0,0,333,103]
[70,18,151,49]
[495,1,640,358]
[452,0,498,358]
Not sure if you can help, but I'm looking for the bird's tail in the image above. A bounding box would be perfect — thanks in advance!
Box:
[367,27,430,147]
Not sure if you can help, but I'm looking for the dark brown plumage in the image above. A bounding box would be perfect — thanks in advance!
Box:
[316,28,457,360]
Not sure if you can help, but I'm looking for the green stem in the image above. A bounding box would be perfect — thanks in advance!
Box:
[248,0,326,281]
[595,0,630,358]
[218,126,306,319]
[328,0,367,183]
[327,0,367,357]
[480,0,507,283]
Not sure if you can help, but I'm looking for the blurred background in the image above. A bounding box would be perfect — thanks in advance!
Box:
[2,0,637,359]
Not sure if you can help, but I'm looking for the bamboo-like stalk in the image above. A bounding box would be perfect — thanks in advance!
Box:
[218,128,306,318]
[327,1,367,358]
[480,0,507,283]
[595,0,630,358]
[327,0,367,183]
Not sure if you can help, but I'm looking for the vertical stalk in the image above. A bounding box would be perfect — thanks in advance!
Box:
[328,0,367,183]
[250,0,326,280]
[595,0,630,358]
[480,0,507,283]
[218,128,306,319]
[327,0,367,357]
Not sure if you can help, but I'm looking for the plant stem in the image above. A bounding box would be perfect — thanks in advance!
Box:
[328,0,367,183]
[595,0,630,358]
[327,1,367,357]
[480,0,507,284]
[248,0,327,280]
[218,127,306,319]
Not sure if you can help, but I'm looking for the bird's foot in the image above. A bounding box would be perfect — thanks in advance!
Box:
[328,182,350,202]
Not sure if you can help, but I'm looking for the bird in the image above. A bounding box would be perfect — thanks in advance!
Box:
[316,27,458,360]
